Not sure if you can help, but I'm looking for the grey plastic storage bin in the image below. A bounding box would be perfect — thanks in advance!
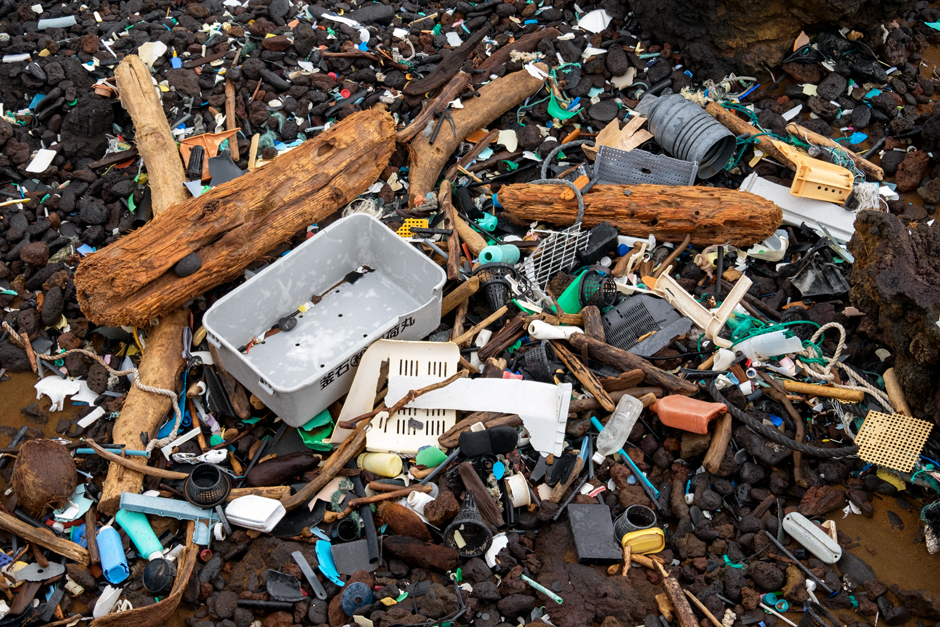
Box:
[204,213,446,427]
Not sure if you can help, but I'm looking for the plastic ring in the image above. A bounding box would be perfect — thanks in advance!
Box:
[199,549,213,562]
[776,600,789,612]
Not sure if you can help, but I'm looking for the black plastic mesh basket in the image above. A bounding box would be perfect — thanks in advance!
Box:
[473,263,517,314]
[184,463,232,508]
[579,270,617,308]
[524,340,558,383]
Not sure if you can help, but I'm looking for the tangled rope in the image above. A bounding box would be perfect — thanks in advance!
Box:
[20,339,183,455]
[796,322,892,410]
[707,380,859,458]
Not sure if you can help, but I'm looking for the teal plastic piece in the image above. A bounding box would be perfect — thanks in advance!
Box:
[479,245,520,265]
[115,510,163,559]
[315,540,345,587]
[119,493,216,523]
[476,213,497,232]
[556,269,588,314]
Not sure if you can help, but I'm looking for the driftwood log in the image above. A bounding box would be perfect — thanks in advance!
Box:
[75,109,396,327]
[705,102,795,169]
[0,511,88,565]
[498,183,783,247]
[99,55,191,516]
[404,26,488,96]
[408,65,548,207]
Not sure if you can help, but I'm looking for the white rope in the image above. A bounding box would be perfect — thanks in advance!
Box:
[797,322,893,409]
[35,347,182,455]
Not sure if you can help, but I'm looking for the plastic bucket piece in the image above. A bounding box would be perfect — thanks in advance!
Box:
[650,395,727,434]
[613,505,657,541]
[443,492,493,557]
[620,527,665,555]
[635,94,736,178]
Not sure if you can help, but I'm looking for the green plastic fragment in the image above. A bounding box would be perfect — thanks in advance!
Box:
[503,160,518,171]
[299,409,334,451]
[395,592,409,602]
[67,99,78,106]
[209,434,224,446]
[546,92,578,120]
[415,446,447,468]
[432,23,442,35]
[128,193,136,214]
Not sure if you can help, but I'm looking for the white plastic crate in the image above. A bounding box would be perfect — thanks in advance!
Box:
[203,214,446,427]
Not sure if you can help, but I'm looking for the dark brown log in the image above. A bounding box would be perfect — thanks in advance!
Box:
[498,184,783,247]
[225,79,240,162]
[474,28,559,83]
[568,333,699,396]
[551,340,615,412]
[408,65,547,207]
[376,502,432,541]
[702,413,732,475]
[384,535,458,572]
[458,462,503,527]
[580,305,605,341]
[75,109,396,327]
[397,72,471,144]
[655,561,698,627]
[442,276,480,316]
[600,369,646,392]
[478,313,528,362]
[568,388,660,413]
[85,505,100,565]
[246,451,321,487]
[404,26,488,96]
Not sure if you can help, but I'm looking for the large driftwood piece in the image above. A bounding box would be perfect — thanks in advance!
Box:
[408,65,547,207]
[474,28,559,83]
[0,511,89,564]
[100,55,190,516]
[75,109,396,327]
[397,71,471,144]
[498,183,783,247]
[705,102,795,169]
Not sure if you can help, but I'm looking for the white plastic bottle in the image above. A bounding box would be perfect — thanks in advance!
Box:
[595,395,643,457]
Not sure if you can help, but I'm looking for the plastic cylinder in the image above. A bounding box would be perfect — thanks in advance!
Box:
[650,396,727,435]
[115,510,163,560]
[96,527,130,584]
[505,473,531,507]
[357,453,403,477]
[478,245,520,265]
[634,93,736,178]
[614,504,657,540]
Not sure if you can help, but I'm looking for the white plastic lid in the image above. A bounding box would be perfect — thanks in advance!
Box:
[592,452,606,466]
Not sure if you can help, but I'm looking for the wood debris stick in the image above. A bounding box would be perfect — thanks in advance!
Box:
[74,110,396,327]
[452,306,510,347]
[281,419,369,512]
[408,65,548,207]
[224,79,239,161]
[99,54,191,516]
[568,332,699,396]
[397,72,471,144]
[0,511,88,565]
[498,183,783,247]
[453,214,488,256]
[323,485,433,523]
[786,122,883,181]
[443,129,499,182]
[473,28,559,84]
[477,312,528,362]
[404,26,489,96]
[622,544,631,576]
[600,369,646,392]
[551,340,615,412]
[758,372,808,488]
[567,388,660,413]
[884,367,912,416]
[652,234,691,279]
[441,275,480,316]
[458,462,504,526]
[684,589,724,627]
[247,133,260,170]
[654,560,699,627]
[337,370,469,429]
[439,181,462,281]
[549,456,583,503]
[780,380,865,402]
[702,413,732,475]
[705,102,796,169]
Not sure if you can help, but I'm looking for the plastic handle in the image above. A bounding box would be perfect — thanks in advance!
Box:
[257,378,275,396]
[206,332,221,350]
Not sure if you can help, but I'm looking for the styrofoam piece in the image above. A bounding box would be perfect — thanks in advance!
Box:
[740,172,856,243]
[782,512,842,563]
[385,377,571,456]
[527,320,583,340]
[654,271,751,349]
[225,496,286,533]
[204,214,446,427]
[330,340,459,452]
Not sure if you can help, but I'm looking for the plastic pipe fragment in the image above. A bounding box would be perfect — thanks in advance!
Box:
[520,573,563,604]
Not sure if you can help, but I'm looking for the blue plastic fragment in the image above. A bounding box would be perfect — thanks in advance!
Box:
[493,461,505,480]
[315,540,345,587]
[29,93,46,109]
[171,56,182,69]
[341,582,373,615]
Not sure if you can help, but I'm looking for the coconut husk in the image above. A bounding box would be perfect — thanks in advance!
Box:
[11,439,77,517]
[376,502,432,542]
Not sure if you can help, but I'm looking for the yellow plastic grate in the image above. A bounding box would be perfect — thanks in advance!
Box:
[397,218,428,238]
[855,410,933,473]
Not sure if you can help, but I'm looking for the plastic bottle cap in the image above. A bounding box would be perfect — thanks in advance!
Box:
[340,89,351,98]
[592,452,606,466]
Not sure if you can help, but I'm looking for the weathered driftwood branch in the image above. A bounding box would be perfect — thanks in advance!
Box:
[705,102,795,169]
[408,65,548,207]
[498,183,783,247]
[404,26,488,96]
[786,122,883,181]
[397,72,471,144]
[75,109,396,327]
[0,511,88,565]
[474,28,559,83]
[99,55,190,516]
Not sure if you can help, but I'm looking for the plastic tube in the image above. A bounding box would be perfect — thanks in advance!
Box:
[115,510,163,560]
[479,245,520,265]
[520,574,563,604]
[357,453,403,477]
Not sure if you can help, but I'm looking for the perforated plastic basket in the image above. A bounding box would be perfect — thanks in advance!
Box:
[594,146,698,186]
[601,294,692,357]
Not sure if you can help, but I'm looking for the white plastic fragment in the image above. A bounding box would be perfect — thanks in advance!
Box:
[35,377,80,412]
[577,9,611,33]
[25,149,57,173]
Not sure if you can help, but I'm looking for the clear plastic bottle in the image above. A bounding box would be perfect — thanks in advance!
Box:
[595,394,643,456]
